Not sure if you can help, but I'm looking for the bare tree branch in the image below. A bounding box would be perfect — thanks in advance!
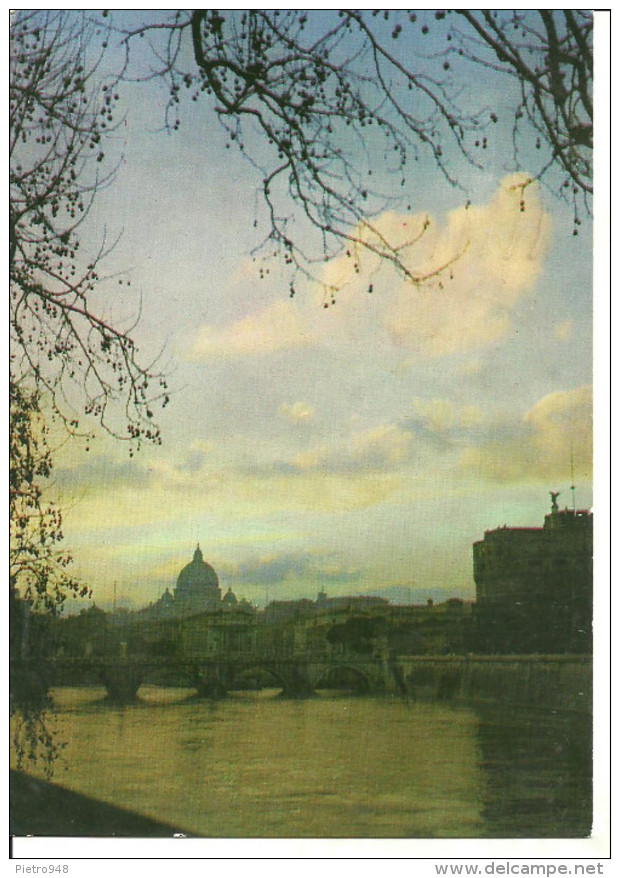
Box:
[120,9,592,298]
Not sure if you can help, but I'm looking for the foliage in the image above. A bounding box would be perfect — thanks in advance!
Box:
[10,10,168,446]
[11,702,65,781]
[122,9,593,297]
[327,616,383,655]
[10,10,169,600]
[9,381,88,613]
[9,10,166,771]
[9,380,85,774]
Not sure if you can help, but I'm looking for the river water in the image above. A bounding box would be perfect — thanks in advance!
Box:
[21,687,591,838]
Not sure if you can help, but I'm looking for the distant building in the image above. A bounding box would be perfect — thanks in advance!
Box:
[315,593,390,613]
[263,592,390,623]
[262,599,316,624]
[473,494,593,653]
[174,545,221,614]
[261,592,474,657]
[139,546,251,621]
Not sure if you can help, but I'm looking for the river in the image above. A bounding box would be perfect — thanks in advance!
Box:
[18,686,592,838]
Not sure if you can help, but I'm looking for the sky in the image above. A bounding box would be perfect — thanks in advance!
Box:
[43,10,595,612]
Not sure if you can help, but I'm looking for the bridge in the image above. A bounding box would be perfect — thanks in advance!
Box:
[12,650,592,713]
[11,594,592,711]
[29,649,405,701]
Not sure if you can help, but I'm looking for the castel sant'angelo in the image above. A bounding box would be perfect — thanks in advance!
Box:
[473,492,593,653]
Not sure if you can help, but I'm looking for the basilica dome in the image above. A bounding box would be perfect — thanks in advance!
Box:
[222,587,238,608]
[174,545,221,612]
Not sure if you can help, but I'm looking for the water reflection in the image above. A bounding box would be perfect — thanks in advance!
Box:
[475,705,592,838]
[14,687,591,838]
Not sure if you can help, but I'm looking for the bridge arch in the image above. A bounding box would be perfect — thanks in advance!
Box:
[141,664,199,691]
[312,663,372,694]
[228,663,286,694]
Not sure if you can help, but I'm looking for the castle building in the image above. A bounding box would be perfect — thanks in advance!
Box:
[473,494,593,654]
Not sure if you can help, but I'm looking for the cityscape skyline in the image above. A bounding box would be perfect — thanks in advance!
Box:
[43,11,594,613]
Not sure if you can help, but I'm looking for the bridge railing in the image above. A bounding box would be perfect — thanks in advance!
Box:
[46,645,342,666]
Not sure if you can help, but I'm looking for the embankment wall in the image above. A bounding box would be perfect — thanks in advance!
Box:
[397,655,592,713]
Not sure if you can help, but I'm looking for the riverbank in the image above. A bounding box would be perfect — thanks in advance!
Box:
[10,770,189,837]
[398,655,592,713]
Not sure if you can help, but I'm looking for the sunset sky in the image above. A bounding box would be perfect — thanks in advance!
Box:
[47,11,595,612]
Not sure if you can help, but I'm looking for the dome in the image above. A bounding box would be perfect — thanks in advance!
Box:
[160,587,174,605]
[222,587,238,607]
[175,545,221,611]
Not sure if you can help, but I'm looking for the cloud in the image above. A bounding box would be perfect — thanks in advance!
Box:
[54,450,157,492]
[319,173,551,357]
[278,401,315,423]
[291,423,415,474]
[457,359,484,377]
[54,438,220,499]
[222,469,401,514]
[176,175,551,373]
[460,385,592,484]
[350,423,414,467]
[411,398,484,434]
[222,551,362,591]
[399,398,488,451]
[182,300,315,362]
[59,445,404,540]
[554,318,574,341]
